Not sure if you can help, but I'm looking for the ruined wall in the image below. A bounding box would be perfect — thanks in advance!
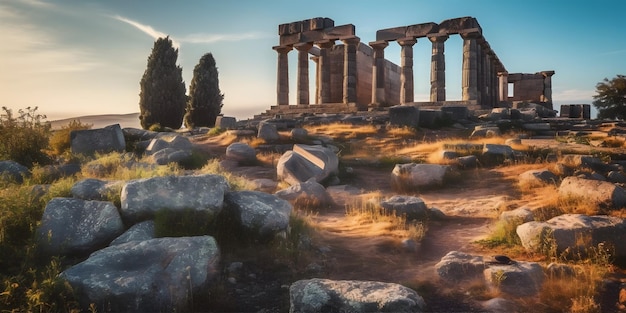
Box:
[508,73,544,103]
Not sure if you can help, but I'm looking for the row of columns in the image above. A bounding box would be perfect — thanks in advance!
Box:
[273,37,360,106]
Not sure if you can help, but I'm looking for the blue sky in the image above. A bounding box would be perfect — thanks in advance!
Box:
[1,0,625,121]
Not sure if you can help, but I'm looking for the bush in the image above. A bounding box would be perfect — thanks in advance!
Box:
[48,119,93,157]
[0,107,51,167]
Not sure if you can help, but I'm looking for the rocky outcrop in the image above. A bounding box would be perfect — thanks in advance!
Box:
[225,142,257,165]
[483,262,544,297]
[391,163,450,191]
[223,190,292,242]
[60,236,220,313]
[518,169,558,187]
[380,195,428,220]
[0,160,29,183]
[257,121,280,142]
[558,176,626,208]
[289,278,426,313]
[36,198,124,256]
[275,180,334,208]
[517,214,626,258]
[277,144,339,186]
[500,207,534,224]
[71,178,124,201]
[109,220,155,246]
[435,251,485,282]
[145,133,193,165]
[70,124,125,156]
[120,174,229,222]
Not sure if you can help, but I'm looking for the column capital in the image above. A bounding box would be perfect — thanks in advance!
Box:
[294,42,313,52]
[369,40,389,50]
[315,40,335,49]
[497,71,509,77]
[427,34,449,43]
[397,37,417,46]
[460,31,482,40]
[541,70,556,78]
[272,45,292,53]
[342,36,360,45]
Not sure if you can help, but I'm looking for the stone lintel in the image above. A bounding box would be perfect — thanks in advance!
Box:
[279,17,334,35]
[406,22,439,38]
[439,16,481,35]
[341,36,360,44]
[289,21,303,34]
[280,24,355,46]
[376,26,408,41]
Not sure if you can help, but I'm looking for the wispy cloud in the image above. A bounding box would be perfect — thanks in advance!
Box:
[179,32,272,44]
[16,0,55,8]
[111,15,180,48]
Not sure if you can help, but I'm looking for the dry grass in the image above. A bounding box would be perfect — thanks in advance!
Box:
[303,122,379,141]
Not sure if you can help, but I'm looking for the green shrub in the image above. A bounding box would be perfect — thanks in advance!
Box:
[0,107,51,167]
[48,120,92,157]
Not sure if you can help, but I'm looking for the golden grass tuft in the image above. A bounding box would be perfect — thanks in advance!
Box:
[304,122,379,141]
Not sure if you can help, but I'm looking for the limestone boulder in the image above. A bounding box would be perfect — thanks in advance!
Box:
[517,214,626,258]
[481,297,519,313]
[60,236,220,312]
[457,155,478,169]
[470,125,500,138]
[120,174,229,222]
[145,133,193,165]
[289,278,426,313]
[0,160,29,183]
[481,144,514,164]
[560,154,602,168]
[389,105,419,128]
[558,176,626,208]
[225,142,257,165]
[391,163,450,191]
[484,262,544,297]
[435,251,485,282]
[70,124,125,156]
[518,169,558,187]
[71,178,124,201]
[500,207,534,224]
[275,180,334,208]
[608,171,626,184]
[257,121,280,142]
[290,128,309,142]
[223,190,292,242]
[109,220,155,246]
[250,178,279,193]
[215,116,237,129]
[277,144,339,185]
[36,198,124,256]
[380,195,428,220]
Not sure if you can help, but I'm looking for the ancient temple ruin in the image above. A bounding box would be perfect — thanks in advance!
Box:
[266,17,555,117]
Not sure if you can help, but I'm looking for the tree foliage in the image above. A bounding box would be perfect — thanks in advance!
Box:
[593,74,626,119]
[0,107,51,167]
[139,36,187,129]
[184,53,224,129]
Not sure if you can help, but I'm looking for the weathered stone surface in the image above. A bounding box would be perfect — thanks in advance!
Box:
[257,121,280,142]
[380,195,428,220]
[145,134,193,165]
[250,178,279,193]
[518,169,558,187]
[457,155,478,168]
[389,105,419,128]
[215,116,237,129]
[289,278,426,313]
[391,163,450,190]
[120,174,229,222]
[435,251,485,282]
[71,178,124,201]
[71,124,125,155]
[470,126,500,138]
[36,198,124,256]
[60,236,220,312]
[290,128,309,142]
[418,109,442,128]
[277,144,339,185]
[500,207,534,224]
[225,142,257,165]
[517,214,626,258]
[275,180,334,208]
[122,127,159,142]
[545,262,576,278]
[608,171,626,184]
[109,220,155,246]
[0,160,29,183]
[223,191,292,242]
[484,262,544,297]
[559,154,602,167]
[558,176,626,208]
[481,297,519,313]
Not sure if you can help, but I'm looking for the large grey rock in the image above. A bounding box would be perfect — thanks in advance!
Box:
[60,236,219,312]
[517,214,626,258]
[391,163,450,191]
[109,220,155,246]
[518,169,558,187]
[257,121,280,142]
[380,195,428,220]
[389,105,419,128]
[289,278,426,313]
[500,207,534,224]
[225,142,257,165]
[36,198,124,256]
[0,160,29,183]
[481,297,519,313]
[482,144,514,164]
[215,116,237,129]
[120,174,229,222]
[224,191,292,242]
[70,124,125,155]
[290,128,309,142]
[559,154,602,167]
[145,134,193,165]
[435,251,485,282]
[558,176,626,208]
[275,180,334,208]
[122,128,159,142]
[470,126,500,138]
[484,261,544,297]
[277,144,339,185]
[71,178,124,201]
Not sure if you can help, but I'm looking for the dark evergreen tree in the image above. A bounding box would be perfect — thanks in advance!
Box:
[593,74,626,119]
[184,53,224,129]
[139,36,187,129]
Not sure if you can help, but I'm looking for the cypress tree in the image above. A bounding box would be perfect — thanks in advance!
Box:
[139,36,187,129]
[184,53,224,129]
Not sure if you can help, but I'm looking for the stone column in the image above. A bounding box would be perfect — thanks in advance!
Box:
[398,38,417,104]
[317,40,335,104]
[370,41,388,105]
[294,43,313,105]
[541,70,555,104]
[428,35,448,102]
[273,45,292,105]
[342,37,360,104]
[461,32,481,101]
[498,71,509,102]
[311,56,320,104]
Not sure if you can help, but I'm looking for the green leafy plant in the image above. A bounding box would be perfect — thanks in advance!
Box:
[0,107,51,167]
[48,120,93,157]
